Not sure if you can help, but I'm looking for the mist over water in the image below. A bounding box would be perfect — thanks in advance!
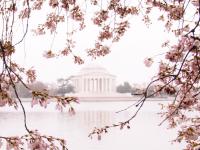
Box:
[0,100,185,150]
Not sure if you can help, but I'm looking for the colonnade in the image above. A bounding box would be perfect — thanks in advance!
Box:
[72,76,115,93]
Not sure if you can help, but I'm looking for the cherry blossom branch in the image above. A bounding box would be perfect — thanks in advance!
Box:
[116,74,176,113]
[7,65,31,90]
[159,71,200,126]
[89,74,177,139]
[7,70,30,132]
[185,1,200,36]
[0,131,68,150]
[0,41,30,133]
[14,0,30,46]
[9,0,15,42]
[90,32,198,139]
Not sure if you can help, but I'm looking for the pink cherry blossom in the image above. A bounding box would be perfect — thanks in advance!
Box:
[31,98,38,107]
[28,139,48,150]
[144,57,153,67]
[40,100,49,108]
[56,103,63,112]
[0,99,7,107]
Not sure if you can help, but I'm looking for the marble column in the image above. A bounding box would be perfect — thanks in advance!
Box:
[99,78,102,93]
[83,78,85,92]
[103,78,105,93]
[88,78,90,92]
[91,78,94,92]
[82,77,84,93]
[94,78,96,92]
[109,79,112,93]
[96,78,98,93]
[113,79,115,92]
[105,78,108,93]
[107,78,109,92]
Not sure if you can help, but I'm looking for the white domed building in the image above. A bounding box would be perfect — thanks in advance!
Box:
[68,64,133,101]
[70,64,116,96]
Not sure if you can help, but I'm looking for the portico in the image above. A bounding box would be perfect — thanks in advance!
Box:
[71,64,116,95]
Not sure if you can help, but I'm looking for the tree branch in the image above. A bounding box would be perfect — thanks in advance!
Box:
[0,41,30,133]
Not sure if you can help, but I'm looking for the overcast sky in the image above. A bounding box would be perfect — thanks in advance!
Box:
[12,7,176,85]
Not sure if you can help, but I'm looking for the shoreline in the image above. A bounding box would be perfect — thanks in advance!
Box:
[19,96,174,102]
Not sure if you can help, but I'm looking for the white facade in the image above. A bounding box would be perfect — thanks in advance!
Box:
[71,64,116,95]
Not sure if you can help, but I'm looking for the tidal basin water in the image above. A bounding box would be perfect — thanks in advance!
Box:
[0,100,185,150]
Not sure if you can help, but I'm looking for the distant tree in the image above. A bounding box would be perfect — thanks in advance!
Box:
[56,84,75,95]
[65,84,75,93]
[10,83,30,98]
[30,81,48,91]
[131,87,143,96]
[116,82,132,93]
[56,78,75,96]
[11,81,48,98]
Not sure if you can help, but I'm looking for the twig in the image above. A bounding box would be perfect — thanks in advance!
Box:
[14,0,30,46]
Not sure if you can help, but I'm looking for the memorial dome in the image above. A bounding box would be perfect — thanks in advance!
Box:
[78,64,109,75]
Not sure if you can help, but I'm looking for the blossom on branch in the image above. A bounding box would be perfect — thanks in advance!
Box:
[144,57,154,67]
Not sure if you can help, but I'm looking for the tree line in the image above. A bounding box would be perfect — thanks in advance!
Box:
[11,79,75,98]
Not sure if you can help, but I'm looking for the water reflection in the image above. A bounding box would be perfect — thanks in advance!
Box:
[0,102,184,150]
[80,111,112,128]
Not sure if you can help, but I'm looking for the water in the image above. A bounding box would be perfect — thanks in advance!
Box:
[0,100,185,150]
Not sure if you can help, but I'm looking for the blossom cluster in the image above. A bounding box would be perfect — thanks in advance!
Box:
[0,131,68,150]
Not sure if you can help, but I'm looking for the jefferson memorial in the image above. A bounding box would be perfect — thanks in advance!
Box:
[69,64,133,101]
[70,64,116,96]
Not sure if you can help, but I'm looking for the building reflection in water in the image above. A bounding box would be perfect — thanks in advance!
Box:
[56,109,130,133]
[59,110,130,131]
[81,111,112,128]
